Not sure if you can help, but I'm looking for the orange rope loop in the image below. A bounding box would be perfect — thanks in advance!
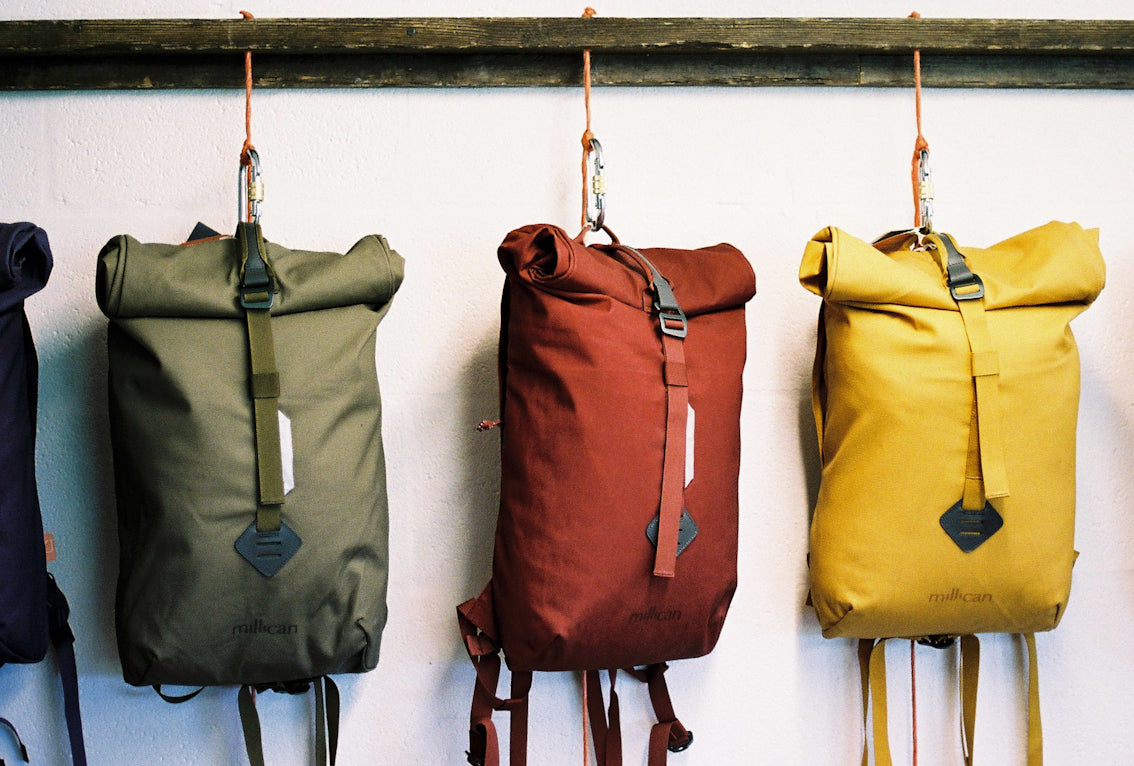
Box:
[580,7,598,230]
[239,10,256,170]
[909,11,929,229]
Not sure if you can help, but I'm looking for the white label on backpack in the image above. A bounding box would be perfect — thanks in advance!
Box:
[685,404,695,488]
[279,409,295,495]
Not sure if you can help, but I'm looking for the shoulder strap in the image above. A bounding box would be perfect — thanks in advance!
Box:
[238,677,339,766]
[457,587,532,766]
[0,717,30,764]
[45,575,87,766]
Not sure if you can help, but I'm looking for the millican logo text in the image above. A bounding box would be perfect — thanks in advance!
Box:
[629,606,683,624]
[928,588,992,604]
[232,619,299,636]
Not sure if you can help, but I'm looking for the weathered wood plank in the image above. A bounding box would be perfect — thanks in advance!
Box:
[1,18,1132,90]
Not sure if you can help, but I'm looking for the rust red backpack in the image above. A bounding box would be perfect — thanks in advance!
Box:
[457,223,756,765]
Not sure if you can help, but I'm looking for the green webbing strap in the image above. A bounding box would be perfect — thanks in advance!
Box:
[238,685,266,766]
[237,222,285,529]
[238,679,340,766]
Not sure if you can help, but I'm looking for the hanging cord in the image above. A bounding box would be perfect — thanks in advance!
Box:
[910,641,919,766]
[240,10,257,222]
[909,11,930,230]
[580,7,598,231]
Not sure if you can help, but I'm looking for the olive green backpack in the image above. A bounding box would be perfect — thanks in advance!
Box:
[96,221,404,764]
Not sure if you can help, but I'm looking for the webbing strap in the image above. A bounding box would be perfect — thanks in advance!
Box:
[45,575,87,766]
[622,663,693,766]
[238,685,266,766]
[618,246,690,579]
[237,222,285,528]
[1024,633,1043,766]
[0,717,29,764]
[858,639,875,766]
[238,678,339,766]
[868,638,896,766]
[457,590,533,766]
[959,635,980,766]
[656,331,689,578]
[938,233,1009,501]
[584,670,622,766]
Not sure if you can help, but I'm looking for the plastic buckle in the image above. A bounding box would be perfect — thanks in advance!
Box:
[465,753,484,766]
[917,635,957,650]
[652,277,688,339]
[948,271,985,302]
[668,729,694,753]
[240,283,275,310]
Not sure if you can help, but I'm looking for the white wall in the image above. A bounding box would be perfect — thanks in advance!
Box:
[2,1,1133,764]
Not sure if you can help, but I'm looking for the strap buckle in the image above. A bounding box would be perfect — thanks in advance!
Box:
[237,221,275,310]
[668,729,694,753]
[652,274,687,339]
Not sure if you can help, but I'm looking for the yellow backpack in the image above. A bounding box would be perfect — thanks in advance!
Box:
[800,222,1105,764]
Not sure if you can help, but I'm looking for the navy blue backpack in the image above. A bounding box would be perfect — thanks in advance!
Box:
[0,222,86,765]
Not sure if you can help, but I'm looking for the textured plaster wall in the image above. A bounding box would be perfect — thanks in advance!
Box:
[2,1,1134,764]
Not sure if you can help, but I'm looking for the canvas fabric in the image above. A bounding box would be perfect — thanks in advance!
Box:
[458,223,755,766]
[97,227,404,687]
[800,222,1104,641]
[0,221,52,665]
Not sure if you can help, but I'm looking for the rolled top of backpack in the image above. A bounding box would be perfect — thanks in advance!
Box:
[96,232,404,319]
[0,222,53,312]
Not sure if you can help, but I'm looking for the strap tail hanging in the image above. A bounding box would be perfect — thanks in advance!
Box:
[45,574,88,766]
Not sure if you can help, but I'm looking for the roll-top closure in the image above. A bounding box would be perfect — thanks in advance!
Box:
[97,232,405,319]
[800,222,1105,310]
[499,224,756,316]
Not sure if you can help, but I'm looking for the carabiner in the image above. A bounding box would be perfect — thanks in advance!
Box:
[585,137,606,232]
[916,148,933,233]
[239,148,264,224]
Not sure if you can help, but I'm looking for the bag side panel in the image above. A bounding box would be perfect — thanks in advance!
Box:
[0,308,49,664]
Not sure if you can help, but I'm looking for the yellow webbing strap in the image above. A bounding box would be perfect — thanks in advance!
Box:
[237,222,285,529]
[938,233,1009,501]
[1024,633,1044,766]
[867,638,895,766]
[959,635,980,766]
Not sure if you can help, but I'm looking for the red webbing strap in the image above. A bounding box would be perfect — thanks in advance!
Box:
[458,589,532,766]
[585,670,623,766]
[654,319,689,578]
[623,663,693,766]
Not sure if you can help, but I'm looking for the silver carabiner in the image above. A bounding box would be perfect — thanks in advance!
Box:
[916,148,933,233]
[585,137,606,232]
[238,148,264,224]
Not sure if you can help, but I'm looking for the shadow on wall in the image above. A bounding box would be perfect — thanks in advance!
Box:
[35,319,120,678]
[451,326,502,621]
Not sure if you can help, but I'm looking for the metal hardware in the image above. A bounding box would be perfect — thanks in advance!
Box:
[916,147,933,233]
[239,147,264,224]
[585,137,606,232]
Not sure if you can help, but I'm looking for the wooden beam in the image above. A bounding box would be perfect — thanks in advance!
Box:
[2,17,1133,90]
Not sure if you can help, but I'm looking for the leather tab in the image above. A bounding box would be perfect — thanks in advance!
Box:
[940,499,1003,553]
[235,520,302,577]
